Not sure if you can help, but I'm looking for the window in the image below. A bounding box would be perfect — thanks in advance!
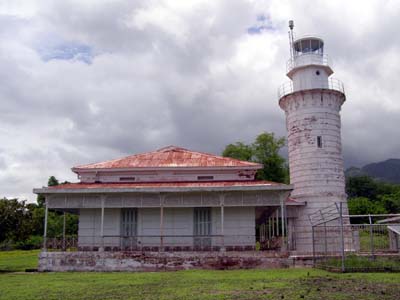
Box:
[121,208,137,249]
[121,208,137,237]
[316,70,320,76]
[194,208,211,236]
[197,176,214,181]
[317,136,322,148]
[193,207,212,249]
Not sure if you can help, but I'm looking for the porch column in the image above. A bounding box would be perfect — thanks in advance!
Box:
[62,211,66,251]
[159,194,165,251]
[100,195,105,251]
[219,194,225,251]
[43,199,48,251]
[280,195,286,252]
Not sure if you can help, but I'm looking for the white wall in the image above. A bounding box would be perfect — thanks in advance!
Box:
[78,208,120,247]
[78,206,255,248]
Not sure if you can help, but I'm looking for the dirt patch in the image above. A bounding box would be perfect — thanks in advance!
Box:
[296,276,400,300]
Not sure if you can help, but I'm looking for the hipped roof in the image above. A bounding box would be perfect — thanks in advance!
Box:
[73,146,262,171]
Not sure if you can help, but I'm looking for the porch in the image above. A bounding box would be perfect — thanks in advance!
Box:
[39,187,299,253]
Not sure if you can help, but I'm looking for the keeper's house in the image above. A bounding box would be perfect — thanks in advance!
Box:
[34,146,302,271]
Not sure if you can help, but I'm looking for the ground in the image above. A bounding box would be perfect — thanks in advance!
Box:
[0,251,400,300]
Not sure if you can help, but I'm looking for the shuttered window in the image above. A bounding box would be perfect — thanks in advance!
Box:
[194,208,211,236]
[121,208,137,237]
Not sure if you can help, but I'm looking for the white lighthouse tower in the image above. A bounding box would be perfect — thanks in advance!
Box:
[278,21,348,253]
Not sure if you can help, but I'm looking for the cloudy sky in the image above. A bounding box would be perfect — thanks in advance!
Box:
[1,0,399,201]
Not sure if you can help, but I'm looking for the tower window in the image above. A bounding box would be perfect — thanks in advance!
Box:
[317,136,322,148]
[197,176,214,181]
[316,70,320,75]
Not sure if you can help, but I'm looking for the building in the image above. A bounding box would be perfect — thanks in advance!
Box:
[34,146,300,271]
[278,21,348,253]
[34,22,349,271]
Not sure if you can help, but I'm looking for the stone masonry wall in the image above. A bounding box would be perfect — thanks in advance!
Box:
[38,251,312,272]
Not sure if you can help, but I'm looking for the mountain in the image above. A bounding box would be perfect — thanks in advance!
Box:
[345,159,400,184]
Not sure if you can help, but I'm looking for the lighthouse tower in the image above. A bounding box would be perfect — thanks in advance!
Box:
[278,21,348,253]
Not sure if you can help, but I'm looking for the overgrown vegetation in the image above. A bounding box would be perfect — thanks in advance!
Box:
[346,175,400,221]
[0,176,78,250]
[323,255,400,272]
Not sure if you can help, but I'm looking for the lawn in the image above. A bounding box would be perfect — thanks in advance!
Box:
[0,250,39,272]
[0,251,400,300]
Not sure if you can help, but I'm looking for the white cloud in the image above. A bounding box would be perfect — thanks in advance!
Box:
[0,0,399,201]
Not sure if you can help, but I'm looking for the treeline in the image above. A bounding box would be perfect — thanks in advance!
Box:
[346,175,400,216]
[0,176,78,250]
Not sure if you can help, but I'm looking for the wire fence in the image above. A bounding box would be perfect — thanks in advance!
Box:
[311,203,400,272]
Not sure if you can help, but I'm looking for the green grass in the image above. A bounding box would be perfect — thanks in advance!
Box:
[322,254,400,271]
[359,230,390,251]
[0,250,39,272]
[0,251,400,299]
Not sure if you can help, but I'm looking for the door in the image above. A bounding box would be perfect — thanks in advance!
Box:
[121,208,137,250]
[193,207,212,249]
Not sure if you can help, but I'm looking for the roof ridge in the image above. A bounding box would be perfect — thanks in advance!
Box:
[73,145,262,170]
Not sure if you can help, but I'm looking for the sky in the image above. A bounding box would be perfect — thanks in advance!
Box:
[1,0,400,202]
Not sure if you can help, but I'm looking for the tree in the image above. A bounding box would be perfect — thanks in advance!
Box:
[348,197,387,216]
[0,198,33,244]
[252,133,287,183]
[222,132,289,183]
[37,176,60,207]
[346,176,379,200]
[222,142,253,161]
[48,176,59,187]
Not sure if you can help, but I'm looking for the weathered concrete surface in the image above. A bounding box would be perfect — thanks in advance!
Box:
[38,251,312,272]
[279,89,349,253]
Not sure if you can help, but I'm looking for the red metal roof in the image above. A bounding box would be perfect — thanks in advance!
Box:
[73,146,261,170]
[48,180,282,190]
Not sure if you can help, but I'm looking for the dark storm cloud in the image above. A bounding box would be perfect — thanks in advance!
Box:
[0,0,399,201]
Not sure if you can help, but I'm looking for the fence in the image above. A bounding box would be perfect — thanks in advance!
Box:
[311,203,400,272]
[278,78,344,99]
[44,234,263,252]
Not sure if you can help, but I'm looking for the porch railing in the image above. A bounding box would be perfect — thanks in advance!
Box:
[43,234,286,252]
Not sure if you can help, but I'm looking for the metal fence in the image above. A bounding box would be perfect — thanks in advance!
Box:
[278,78,344,99]
[44,235,263,252]
[311,203,400,272]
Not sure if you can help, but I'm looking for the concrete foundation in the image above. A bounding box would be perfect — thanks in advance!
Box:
[38,251,313,272]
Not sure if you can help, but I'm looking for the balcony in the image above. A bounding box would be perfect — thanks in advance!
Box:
[287,53,330,74]
[278,78,345,99]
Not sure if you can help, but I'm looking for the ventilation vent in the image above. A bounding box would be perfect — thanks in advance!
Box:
[120,177,136,181]
[197,176,214,181]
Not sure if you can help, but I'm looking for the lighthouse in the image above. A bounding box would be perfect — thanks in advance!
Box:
[278,21,348,253]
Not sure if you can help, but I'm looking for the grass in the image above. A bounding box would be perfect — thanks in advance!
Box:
[359,230,390,251]
[0,250,400,299]
[0,250,39,272]
[322,254,400,272]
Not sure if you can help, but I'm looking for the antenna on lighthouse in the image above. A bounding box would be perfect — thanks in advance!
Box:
[288,20,295,59]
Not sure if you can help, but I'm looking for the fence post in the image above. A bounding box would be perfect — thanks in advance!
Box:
[100,196,105,251]
[220,193,225,252]
[320,210,328,257]
[339,202,345,272]
[43,201,48,251]
[369,214,375,260]
[160,195,164,252]
[62,211,66,251]
[280,197,286,252]
[312,226,316,267]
